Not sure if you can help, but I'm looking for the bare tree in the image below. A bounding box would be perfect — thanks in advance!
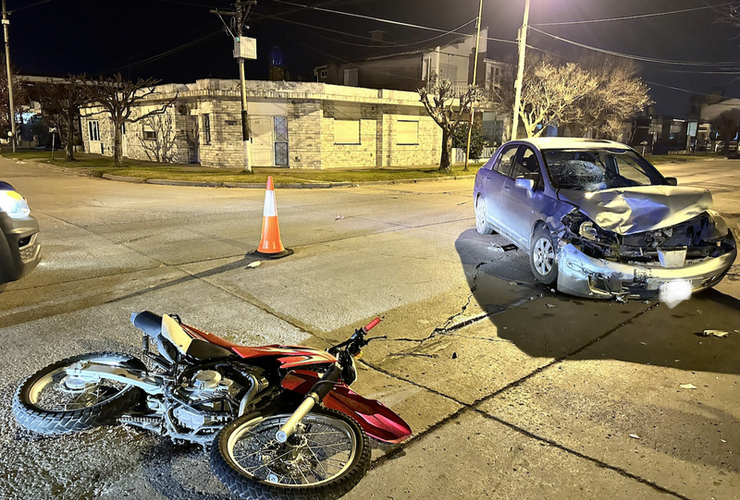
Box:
[83,74,175,166]
[518,61,598,138]
[138,107,178,163]
[560,58,651,139]
[37,75,89,161]
[419,74,480,171]
[712,109,740,154]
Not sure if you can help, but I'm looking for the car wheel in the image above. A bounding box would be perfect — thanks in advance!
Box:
[475,195,494,235]
[529,226,558,285]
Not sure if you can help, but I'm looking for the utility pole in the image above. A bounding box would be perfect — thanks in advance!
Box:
[463,0,483,171]
[511,0,530,141]
[211,1,257,172]
[2,0,15,153]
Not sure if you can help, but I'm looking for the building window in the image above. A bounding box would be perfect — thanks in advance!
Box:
[88,120,100,141]
[203,114,211,145]
[320,69,328,78]
[396,120,419,145]
[334,120,360,144]
[225,119,237,126]
[143,129,156,140]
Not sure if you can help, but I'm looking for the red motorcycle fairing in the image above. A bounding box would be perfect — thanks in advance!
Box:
[282,370,412,444]
[182,323,338,370]
[231,346,337,369]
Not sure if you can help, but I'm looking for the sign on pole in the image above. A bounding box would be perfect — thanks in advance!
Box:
[233,37,257,59]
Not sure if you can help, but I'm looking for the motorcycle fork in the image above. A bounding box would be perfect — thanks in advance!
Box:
[275,364,341,443]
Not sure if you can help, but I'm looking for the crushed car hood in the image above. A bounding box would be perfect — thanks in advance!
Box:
[557,185,713,235]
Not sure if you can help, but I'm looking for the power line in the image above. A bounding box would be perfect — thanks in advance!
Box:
[532,1,735,26]
[266,0,477,35]
[100,29,222,75]
[8,0,53,13]
[531,27,740,67]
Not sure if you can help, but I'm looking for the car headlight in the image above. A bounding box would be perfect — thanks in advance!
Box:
[0,190,31,219]
[562,210,618,245]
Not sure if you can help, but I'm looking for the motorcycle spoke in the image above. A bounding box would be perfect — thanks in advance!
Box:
[226,412,358,487]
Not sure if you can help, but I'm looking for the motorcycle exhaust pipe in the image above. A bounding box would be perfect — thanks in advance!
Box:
[275,364,341,443]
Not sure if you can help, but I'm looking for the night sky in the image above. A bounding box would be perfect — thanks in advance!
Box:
[8,0,740,117]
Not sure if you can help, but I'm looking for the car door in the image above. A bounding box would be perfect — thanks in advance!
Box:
[498,146,545,250]
[480,144,519,228]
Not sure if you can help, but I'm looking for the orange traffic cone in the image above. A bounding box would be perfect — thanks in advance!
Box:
[252,176,293,259]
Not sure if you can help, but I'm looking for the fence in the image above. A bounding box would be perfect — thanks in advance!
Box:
[453,146,496,164]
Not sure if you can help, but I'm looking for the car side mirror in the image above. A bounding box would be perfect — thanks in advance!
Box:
[515,178,535,191]
[665,177,678,186]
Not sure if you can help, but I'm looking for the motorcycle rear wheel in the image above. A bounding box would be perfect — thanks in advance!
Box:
[13,352,145,435]
[211,406,370,500]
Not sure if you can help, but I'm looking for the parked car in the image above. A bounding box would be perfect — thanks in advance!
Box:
[473,138,737,299]
[0,181,41,283]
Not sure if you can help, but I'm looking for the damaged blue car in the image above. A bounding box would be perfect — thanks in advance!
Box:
[473,138,736,299]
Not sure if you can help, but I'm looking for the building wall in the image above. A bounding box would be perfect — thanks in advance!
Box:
[80,80,442,170]
[288,100,322,169]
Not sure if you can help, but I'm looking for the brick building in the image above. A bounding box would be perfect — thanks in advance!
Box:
[79,80,443,169]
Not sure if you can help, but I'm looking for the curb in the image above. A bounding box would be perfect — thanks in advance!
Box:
[7,157,477,189]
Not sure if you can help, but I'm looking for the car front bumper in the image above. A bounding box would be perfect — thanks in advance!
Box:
[0,213,41,283]
[556,238,737,299]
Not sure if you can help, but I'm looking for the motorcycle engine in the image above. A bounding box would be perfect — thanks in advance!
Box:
[174,370,241,430]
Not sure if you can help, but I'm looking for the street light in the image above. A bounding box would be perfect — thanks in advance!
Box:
[511,0,531,141]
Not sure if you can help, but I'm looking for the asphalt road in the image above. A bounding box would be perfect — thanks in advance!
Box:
[0,157,738,500]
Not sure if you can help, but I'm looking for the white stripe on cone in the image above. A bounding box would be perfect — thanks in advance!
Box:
[263,190,277,217]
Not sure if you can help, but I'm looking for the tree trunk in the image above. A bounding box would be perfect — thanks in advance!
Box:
[439,127,453,172]
[65,107,75,161]
[113,120,123,166]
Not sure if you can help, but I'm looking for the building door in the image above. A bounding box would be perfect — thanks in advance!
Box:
[250,116,274,166]
[88,120,103,154]
[185,116,199,164]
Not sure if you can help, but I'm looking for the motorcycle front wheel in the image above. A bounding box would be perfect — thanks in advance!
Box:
[211,406,370,500]
[13,352,145,435]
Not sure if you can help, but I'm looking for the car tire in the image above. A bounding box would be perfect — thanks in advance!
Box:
[475,195,494,235]
[529,226,558,285]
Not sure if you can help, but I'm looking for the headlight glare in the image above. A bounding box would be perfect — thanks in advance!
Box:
[0,190,31,218]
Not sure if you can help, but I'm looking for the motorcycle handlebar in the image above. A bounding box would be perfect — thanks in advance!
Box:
[364,317,381,332]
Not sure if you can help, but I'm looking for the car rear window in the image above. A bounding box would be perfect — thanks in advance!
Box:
[541,148,667,191]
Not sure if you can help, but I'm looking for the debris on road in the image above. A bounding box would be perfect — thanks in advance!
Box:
[490,243,505,253]
[700,329,730,338]
[247,261,261,268]
[335,214,344,220]
[508,281,518,286]
[546,303,557,309]
[640,342,647,345]
[629,433,640,439]
[680,384,697,389]
[452,352,458,359]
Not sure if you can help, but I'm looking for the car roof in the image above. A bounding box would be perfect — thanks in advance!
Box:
[512,137,631,151]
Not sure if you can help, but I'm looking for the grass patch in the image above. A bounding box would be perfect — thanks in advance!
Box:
[1,150,481,184]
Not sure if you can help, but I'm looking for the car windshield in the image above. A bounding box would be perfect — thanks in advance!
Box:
[541,148,667,191]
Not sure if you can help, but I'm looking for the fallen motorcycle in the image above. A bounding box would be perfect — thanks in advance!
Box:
[13,311,411,499]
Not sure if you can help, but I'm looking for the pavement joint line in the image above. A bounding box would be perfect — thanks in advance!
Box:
[476,411,692,500]
[174,265,320,338]
[360,302,660,480]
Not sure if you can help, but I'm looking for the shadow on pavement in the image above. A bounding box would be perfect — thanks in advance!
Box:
[455,229,740,375]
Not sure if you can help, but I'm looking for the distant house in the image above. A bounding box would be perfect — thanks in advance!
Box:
[79,79,443,169]
[314,27,511,146]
